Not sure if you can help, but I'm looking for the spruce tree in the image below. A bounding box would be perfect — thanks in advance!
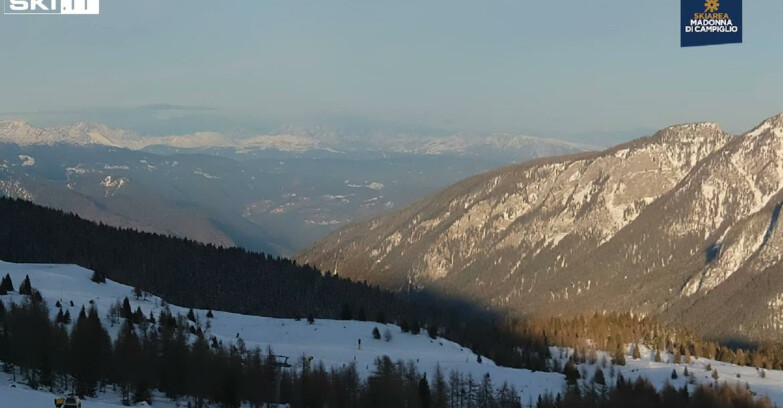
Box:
[0,274,13,292]
[632,344,641,359]
[564,360,580,385]
[372,327,381,340]
[427,324,438,339]
[18,274,32,296]
[593,367,606,385]
[411,319,421,335]
[91,270,105,284]
[612,344,626,366]
[418,374,431,408]
[121,297,133,320]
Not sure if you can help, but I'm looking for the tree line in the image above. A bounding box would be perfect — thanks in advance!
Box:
[1,289,774,408]
[0,197,550,369]
[501,312,783,373]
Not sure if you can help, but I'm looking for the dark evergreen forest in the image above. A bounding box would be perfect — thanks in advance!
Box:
[0,197,549,368]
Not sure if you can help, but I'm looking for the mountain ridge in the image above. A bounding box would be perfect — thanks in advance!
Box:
[298,114,783,342]
[0,119,592,158]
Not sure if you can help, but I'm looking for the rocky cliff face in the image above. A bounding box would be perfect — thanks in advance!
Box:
[298,114,783,341]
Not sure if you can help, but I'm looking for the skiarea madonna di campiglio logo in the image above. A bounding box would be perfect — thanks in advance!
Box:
[681,0,742,47]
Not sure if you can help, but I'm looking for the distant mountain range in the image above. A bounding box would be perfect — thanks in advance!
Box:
[0,120,591,160]
[0,120,589,256]
[299,113,783,342]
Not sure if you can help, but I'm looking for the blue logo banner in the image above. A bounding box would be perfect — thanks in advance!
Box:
[681,0,742,47]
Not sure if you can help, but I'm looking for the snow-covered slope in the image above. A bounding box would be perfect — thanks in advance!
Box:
[0,261,564,405]
[4,260,783,406]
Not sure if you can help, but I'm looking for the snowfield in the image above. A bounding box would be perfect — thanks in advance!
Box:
[2,260,783,407]
[0,261,562,407]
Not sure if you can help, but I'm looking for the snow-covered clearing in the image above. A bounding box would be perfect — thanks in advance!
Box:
[3,260,783,407]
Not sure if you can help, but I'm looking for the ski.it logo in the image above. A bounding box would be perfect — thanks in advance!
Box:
[4,0,99,15]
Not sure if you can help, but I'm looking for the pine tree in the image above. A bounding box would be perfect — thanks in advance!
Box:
[372,327,381,340]
[654,349,662,362]
[564,360,580,385]
[187,308,197,322]
[432,365,448,408]
[206,309,214,319]
[0,273,13,292]
[712,369,719,381]
[671,369,679,380]
[401,320,410,333]
[307,313,315,324]
[133,307,144,324]
[418,374,432,408]
[18,274,32,296]
[427,324,438,339]
[632,343,641,359]
[121,297,133,320]
[593,367,606,385]
[411,319,421,335]
[91,270,105,284]
[612,344,626,366]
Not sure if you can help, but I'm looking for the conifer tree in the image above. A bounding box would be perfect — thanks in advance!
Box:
[18,275,32,296]
[432,364,448,408]
[91,270,105,284]
[121,297,133,320]
[411,319,421,335]
[564,360,580,385]
[427,324,438,339]
[418,373,432,408]
[593,367,606,386]
[372,327,381,340]
[632,343,641,359]
[0,273,13,292]
[612,344,626,366]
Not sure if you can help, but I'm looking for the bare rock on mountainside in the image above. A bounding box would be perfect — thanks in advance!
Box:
[298,114,783,342]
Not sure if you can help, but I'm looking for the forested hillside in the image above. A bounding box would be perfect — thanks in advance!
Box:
[0,197,549,368]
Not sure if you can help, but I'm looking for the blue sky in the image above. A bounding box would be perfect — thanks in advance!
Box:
[1,0,781,144]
